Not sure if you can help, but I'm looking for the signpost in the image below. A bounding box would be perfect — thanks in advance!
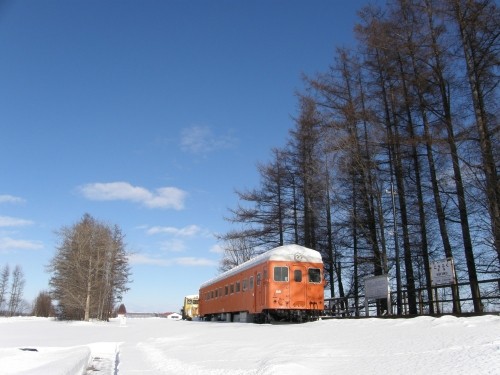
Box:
[430,258,458,314]
[364,275,391,316]
[430,258,456,286]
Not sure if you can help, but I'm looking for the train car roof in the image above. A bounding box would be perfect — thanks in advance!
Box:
[184,294,199,299]
[200,244,322,289]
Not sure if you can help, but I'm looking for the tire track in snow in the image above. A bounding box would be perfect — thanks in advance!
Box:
[86,342,120,375]
[136,340,254,375]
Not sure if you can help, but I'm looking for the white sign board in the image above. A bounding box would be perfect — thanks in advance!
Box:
[364,275,390,299]
[430,258,456,286]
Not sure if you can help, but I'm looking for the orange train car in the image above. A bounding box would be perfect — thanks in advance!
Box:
[199,244,325,323]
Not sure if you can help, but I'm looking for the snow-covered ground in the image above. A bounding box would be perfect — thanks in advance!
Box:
[0,315,498,374]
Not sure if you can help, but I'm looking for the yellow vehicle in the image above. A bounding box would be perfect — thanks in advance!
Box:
[182,294,199,320]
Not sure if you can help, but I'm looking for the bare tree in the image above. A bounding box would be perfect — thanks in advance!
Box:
[225,148,295,250]
[447,0,500,265]
[48,214,131,321]
[308,46,388,313]
[217,237,259,273]
[32,291,55,317]
[0,264,9,315]
[289,96,326,250]
[8,265,25,316]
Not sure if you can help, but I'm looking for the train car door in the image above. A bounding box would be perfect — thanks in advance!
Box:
[290,264,307,308]
[256,271,263,308]
[262,268,267,306]
[250,274,256,312]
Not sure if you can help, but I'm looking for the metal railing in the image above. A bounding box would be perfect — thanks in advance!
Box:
[324,278,500,318]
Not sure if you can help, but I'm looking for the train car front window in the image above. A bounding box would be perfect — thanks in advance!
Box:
[294,270,302,282]
[308,268,321,283]
[274,266,289,282]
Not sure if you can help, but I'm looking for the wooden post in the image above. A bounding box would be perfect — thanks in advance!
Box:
[434,288,440,315]
[403,291,407,315]
[418,290,423,315]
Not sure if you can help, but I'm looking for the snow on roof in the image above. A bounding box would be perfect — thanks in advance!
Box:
[200,244,322,289]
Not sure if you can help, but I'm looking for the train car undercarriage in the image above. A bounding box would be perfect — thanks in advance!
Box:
[202,309,323,324]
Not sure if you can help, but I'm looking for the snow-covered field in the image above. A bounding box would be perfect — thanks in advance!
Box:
[0,315,498,375]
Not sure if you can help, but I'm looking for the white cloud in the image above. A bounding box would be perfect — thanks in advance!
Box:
[147,224,201,236]
[159,239,186,253]
[127,253,217,267]
[79,182,187,209]
[180,125,236,154]
[127,253,170,266]
[0,237,43,252]
[0,216,33,227]
[210,244,224,254]
[174,257,218,266]
[0,195,25,204]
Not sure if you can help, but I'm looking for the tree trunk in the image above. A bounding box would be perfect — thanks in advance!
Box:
[84,258,92,321]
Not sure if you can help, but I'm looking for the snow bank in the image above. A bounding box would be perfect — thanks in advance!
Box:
[0,346,90,375]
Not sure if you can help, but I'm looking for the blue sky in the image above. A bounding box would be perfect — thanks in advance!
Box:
[0,0,379,313]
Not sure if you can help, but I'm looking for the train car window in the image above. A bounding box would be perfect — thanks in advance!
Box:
[211,291,214,299]
[257,273,261,286]
[215,289,218,298]
[308,268,321,283]
[230,284,234,294]
[294,269,302,282]
[242,279,247,291]
[249,276,254,289]
[225,285,228,296]
[236,281,240,292]
[274,266,289,282]
[219,287,223,297]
